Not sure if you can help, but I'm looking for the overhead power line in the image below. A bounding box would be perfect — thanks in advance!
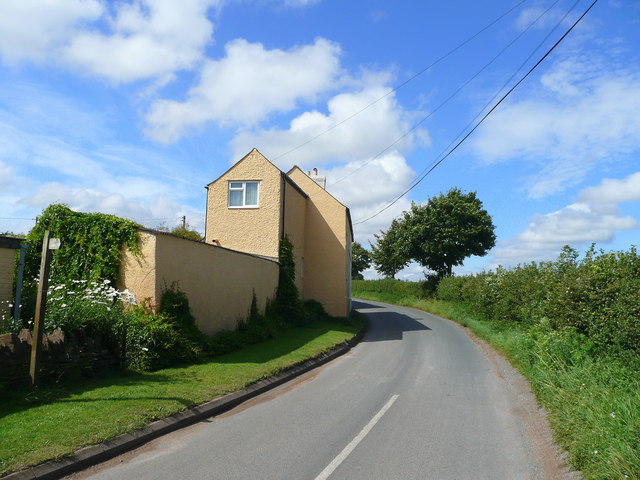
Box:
[330,0,564,188]
[385,0,582,202]
[354,0,599,225]
[271,0,528,162]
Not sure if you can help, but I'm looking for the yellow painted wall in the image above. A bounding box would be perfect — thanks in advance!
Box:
[287,168,351,317]
[205,149,283,259]
[283,180,306,293]
[119,230,279,335]
[117,232,158,309]
[0,248,16,321]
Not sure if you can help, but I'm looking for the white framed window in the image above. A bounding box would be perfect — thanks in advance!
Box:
[228,181,259,208]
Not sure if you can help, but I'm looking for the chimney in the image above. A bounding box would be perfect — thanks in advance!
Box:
[309,167,326,189]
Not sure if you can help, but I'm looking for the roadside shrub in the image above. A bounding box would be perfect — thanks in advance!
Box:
[353,278,426,304]
[275,236,306,325]
[436,245,640,354]
[159,283,202,338]
[303,299,330,323]
[122,308,202,371]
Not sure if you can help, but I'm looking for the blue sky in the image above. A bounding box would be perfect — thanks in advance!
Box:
[0,0,638,279]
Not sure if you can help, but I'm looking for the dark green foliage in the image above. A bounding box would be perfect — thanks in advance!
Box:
[156,221,204,241]
[302,299,330,323]
[437,245,640,354]
[399,188,496,277]
[351,242,371,280]
[159,283,200,336]
[122,309,201,371]
[352,278,431,304]
[171,227,203,242]
[275,236,305,324]
[370,218,409,278]
[24,204,139,285]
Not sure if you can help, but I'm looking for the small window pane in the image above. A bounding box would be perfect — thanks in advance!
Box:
[229,189,243,206]
[229,182,243,189]
[245,182,258,206]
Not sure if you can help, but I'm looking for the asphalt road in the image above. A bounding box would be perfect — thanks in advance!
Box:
[71,299,570,480]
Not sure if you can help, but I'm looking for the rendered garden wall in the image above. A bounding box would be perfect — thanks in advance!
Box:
[118,230,279,335]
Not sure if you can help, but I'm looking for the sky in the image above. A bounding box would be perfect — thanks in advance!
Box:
[0,0,639,280]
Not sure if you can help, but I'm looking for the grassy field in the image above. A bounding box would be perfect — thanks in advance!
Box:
[353,282,639,480]
[0,317,363,476]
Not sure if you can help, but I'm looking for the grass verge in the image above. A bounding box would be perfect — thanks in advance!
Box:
[0,316,363,476]
[354,288,639,480]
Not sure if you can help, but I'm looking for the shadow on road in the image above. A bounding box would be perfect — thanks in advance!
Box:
[354,300,431,342]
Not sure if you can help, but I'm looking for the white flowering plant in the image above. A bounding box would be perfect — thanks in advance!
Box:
[0,299,16,333]
[42,280,136,336]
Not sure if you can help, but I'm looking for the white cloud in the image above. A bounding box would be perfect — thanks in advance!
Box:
[145,38,342,142]
[281,0,320,6]
[232,83,428,166]
[491,171,640,265]
[327,152,414,209]
[0,0,217,83]
[350,197,413,250]
[0,0,103,64]
[0,161,12,186]
[471,58,640,198]
[0,107,205,232]
[321,152,414,245]
[578,172,640,205]
[21,182,203,230]
[514,5,568,31]
[63,0,217,83]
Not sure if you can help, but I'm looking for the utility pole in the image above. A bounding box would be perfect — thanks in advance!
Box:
[182,215,186,230]
[29,231,60,387]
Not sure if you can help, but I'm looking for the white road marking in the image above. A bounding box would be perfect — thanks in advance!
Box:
[314,394,399,480]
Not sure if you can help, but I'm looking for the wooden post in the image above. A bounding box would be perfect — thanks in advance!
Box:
[29,231,58,387]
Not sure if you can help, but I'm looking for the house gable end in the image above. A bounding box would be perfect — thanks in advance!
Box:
[286,166,353,239]
[207,148,281,188]
[205,149,285,258]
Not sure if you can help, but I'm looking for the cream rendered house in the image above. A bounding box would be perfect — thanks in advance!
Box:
[205,149,353,317]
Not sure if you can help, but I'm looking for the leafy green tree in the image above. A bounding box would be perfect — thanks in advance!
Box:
[351,242,371,280]
[156,220,203,241]
[370,219,409,278]
[400,188,496,277]
[170,224,203,241]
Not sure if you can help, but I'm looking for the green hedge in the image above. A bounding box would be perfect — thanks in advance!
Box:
[352,278,431,304]
[437,246,640,354]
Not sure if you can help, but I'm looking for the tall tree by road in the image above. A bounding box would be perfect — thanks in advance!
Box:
[400,188,496,277]
[370,219,409,278]
[351,242,371,280]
